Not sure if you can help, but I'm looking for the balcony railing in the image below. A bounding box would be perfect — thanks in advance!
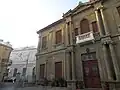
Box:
[76,31,94,44]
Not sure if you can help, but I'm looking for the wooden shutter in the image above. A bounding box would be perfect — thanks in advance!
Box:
[40,64,45,78]
[92,21,98,33]
[80,19,90,34]
[55,62,62,78]
[56,30,62,44]
[42,36,47,49]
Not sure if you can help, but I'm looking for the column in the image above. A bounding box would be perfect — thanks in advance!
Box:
[100,6,110,35]
[45,60,48,78]
[37,35,41,53]
[109,44,120,80]
[65,23,69,46]
[95,9,104,36]
[63,51,66,79]
[71,50,75,80]
[66,51,70,80]
[69,21,73,45]
[36,56,40,82]
[102,45,113,80]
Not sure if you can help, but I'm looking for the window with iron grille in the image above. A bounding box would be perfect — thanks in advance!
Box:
[56,30,62,44]
[42,36,47,49]
[92,21,98,33]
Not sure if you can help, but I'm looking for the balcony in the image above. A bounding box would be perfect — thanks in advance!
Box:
[76,31,94,44]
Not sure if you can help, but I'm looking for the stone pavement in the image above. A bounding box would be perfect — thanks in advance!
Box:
[0,82,68,90]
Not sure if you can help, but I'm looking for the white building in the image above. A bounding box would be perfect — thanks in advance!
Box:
[8,46,37,82]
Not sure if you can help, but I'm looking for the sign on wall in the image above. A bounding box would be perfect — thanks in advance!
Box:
[76,31,94,44]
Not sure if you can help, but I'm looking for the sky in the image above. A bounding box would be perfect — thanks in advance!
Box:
[0,0,88,48]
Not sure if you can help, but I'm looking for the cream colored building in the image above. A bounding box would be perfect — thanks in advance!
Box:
[36,0,120,89]
[0,39,13,81]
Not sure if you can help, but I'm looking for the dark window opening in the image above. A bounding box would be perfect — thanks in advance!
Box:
[92,21,98,33]
[74,28,79,36]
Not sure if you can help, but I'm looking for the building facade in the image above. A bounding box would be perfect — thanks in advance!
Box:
[8,46,36,82]
[36,0,120,89]
[0,39,13,82]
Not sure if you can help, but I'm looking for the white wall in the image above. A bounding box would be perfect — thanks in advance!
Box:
[8,46,37,82]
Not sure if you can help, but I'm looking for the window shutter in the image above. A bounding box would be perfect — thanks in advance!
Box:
[92,21,98,33]
[42,36,47,49]
[55,62,62,78]
[56,30,62,44]
[80,19,90,34]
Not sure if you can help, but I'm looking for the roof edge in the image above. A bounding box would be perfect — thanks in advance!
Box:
[37,19,64,34]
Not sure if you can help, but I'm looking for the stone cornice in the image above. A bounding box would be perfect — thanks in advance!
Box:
[37,19,64,34]
[63,0,101,18]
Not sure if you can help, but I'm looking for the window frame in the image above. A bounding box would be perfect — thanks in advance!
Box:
[41,36,47,49]
[117,6,120,16]
[55,30,62,44]
[91,21,98,33]
[74,28,79,36]
[80,19,90,34]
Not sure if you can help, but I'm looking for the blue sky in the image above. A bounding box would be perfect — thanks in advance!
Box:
[0,0,88,48]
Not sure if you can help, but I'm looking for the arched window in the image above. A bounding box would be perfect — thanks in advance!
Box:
[80,19,90,34]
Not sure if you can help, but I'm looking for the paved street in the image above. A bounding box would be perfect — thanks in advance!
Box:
[0,82,16,90]
[0,82,68,90]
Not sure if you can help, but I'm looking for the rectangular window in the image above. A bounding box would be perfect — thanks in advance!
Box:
[40,64,45,78]
[56,30,62,44]
[13,68,17,77]
[55,62,62,78]
[42,36,47,49]
[117,6,120,16]
[74,28,79,36]
[22,68,26,76]
[92,21,98,33]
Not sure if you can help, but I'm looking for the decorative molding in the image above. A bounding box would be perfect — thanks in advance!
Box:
[101,36,114,45]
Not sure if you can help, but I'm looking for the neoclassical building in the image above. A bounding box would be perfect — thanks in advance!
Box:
[36,0,120,89]
[0,39,13,81]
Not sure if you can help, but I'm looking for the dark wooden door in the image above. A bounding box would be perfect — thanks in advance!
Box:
[55,62,62,78]
[83,60,101,88]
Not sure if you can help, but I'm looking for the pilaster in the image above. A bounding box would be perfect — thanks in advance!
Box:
[102,44,113,80]
[109,43,120,80]
[95,9,104,36]
[99,6,110,35]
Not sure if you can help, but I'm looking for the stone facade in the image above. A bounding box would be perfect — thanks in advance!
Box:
[36,0,120,89]
[0,40,13,82]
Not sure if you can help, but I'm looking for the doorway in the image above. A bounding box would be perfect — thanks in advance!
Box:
[82,52,101,88]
